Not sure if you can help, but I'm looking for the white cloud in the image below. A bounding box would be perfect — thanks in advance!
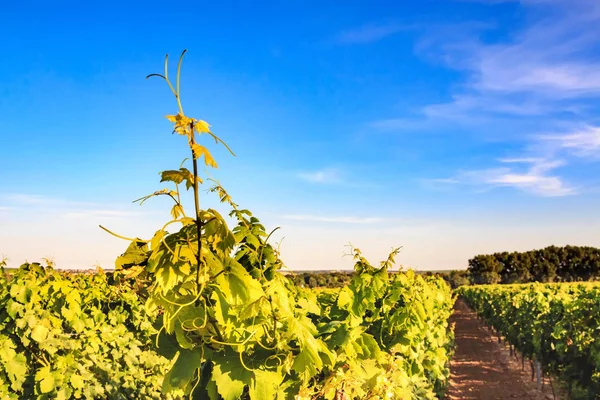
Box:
[61,209,144,219]
[498,157,544,164]
[2,193,99,207]
[412,0,600,120]
[282,214,386,224]
[485,173,573,197]
[422,94,566,119]
[298,167,343,184]
[468,2,600,97]
[539,125,600,158]
[0,193,146,220]
[371,3,600,129]
[404,1,600,195]
[437,157,576,196]
[429,124,600,196]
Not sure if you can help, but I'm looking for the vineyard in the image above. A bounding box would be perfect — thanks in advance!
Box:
[0,262,177,399]
[6,48,599,400]
[0,259,454,399]
[458,283,600,399]
[0,51,456,399]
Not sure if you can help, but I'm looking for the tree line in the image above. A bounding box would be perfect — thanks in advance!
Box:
[468,245,600,284]
[286,271,353,288]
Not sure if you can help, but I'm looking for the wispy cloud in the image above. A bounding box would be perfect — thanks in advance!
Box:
[417,0,600,118]
[298,167,343,184]
[2,193,100,207]
[434,157,576,196]
[539,125,600,158]
[332,23,407,45]
[282,214,386,224]
[432,123,600,196]
[0,193,145,219]
[61,210,143,219]
[395,0,600,196]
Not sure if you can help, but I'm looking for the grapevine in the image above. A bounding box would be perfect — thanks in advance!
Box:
[0,51,456,400]
[458,283,600,399]
[105,50,456,399]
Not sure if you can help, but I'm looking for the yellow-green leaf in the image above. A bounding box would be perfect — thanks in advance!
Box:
[70,374,85,390]
[31,324,49,343]
[249,370,283,400]
[191,144,218,168]
[160,170,185,184]
[165,113,193,135]
[162,348,202,394]
[194,120,211,133]
[211,350,252,400]
[35,366,55,394]
[171,204,184,219]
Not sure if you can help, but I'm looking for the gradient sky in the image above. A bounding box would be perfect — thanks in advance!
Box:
[1,0,599,271]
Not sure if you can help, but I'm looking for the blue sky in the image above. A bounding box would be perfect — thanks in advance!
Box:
[1,0,599,270]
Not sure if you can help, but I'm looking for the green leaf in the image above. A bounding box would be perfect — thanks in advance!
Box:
[337,287,353,311]
[35,366,55,394]
[297,292,321,315]
[249,369,283,400]
[155,329,180,360]
[175,323,195,350]
[356,333,381,360]
[180,167,196,190]
[292,348,320,382]
[211,351,253,400]
[215,260,264,306]
[160,168,196,190]
[4,353,27,389]
[31,324,49,343]
[6,300,23,318]
[150,229,167,251]
[156,264,179,295]
[10,284,28,303]
[160,170,186,184]
[162,348,203,394]
[115,240,149,270]
[70,374,85,390]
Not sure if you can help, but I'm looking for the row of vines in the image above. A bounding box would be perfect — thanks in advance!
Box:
[0,50,456,399]
[0,257,454,399]
[458,283,600,399]
[0,261,177,399]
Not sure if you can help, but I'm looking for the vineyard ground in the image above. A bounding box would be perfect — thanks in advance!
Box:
[446,300,559,400]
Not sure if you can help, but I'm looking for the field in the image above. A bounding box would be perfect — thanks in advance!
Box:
[5,265,600,399]
[3,51,600,400]
[0,52,460,400]
[458,282,600,399]
[0,260,454,399]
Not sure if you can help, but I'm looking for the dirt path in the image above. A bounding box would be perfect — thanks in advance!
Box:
[445,300,558,400]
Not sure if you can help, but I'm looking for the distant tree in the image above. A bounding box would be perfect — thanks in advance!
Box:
[286,271,354,288]
[467,245,600,284]
[469,254,503,284]
[446,270,470,289]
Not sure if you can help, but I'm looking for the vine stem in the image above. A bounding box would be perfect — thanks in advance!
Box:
[99,225,148,243]
[189,121,203,294]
